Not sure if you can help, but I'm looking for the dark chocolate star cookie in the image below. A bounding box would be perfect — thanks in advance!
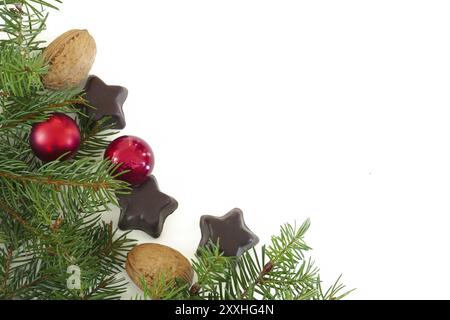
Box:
[198,208,259,257]
[118,176,178,238]
[84,75,128,129]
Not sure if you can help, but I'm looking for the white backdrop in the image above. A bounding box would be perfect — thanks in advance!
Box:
[45,0,450,300]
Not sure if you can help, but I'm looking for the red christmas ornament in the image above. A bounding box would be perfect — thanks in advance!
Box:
[30,113,81,162]
[104,136,155,186]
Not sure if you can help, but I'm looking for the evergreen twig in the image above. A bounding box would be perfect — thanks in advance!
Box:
[0,0,135,300]
[139,221,353,301]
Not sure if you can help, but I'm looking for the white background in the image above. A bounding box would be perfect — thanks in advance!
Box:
[45,1,450,299]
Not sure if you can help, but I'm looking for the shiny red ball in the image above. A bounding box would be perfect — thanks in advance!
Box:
[30,113,81,162]
[104,136,155,186]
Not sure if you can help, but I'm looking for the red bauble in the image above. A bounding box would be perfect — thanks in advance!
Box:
[104,136,155,186]
[30,113,81,162]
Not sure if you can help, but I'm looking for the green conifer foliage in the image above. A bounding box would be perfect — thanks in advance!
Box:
[0,0,135,300]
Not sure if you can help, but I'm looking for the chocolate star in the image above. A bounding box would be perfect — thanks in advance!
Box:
[198,208,259,257]
[84,75,128,129]
[118,176,178,238]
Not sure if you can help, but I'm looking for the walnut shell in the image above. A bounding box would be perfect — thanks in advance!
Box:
[126,244,194,292]
[42,29,96,90]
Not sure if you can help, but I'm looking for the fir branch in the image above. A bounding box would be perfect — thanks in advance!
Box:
[0,215,135,300]
[76,115,119,159]
[147,276,190,300]
[0,246,13,293]
[0,90,83,131]
[240,254,272,300]
[0,197,30,230]
[81,276,119,300]
[6,275,48,298]
[0,170,113,190]
[1,0,61,50]
[0,158,129,217]
[0,197,81,259]
[0,44,47,97]
[0,0,136,300]
[139,221,353,301]
[267,221,311,266]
